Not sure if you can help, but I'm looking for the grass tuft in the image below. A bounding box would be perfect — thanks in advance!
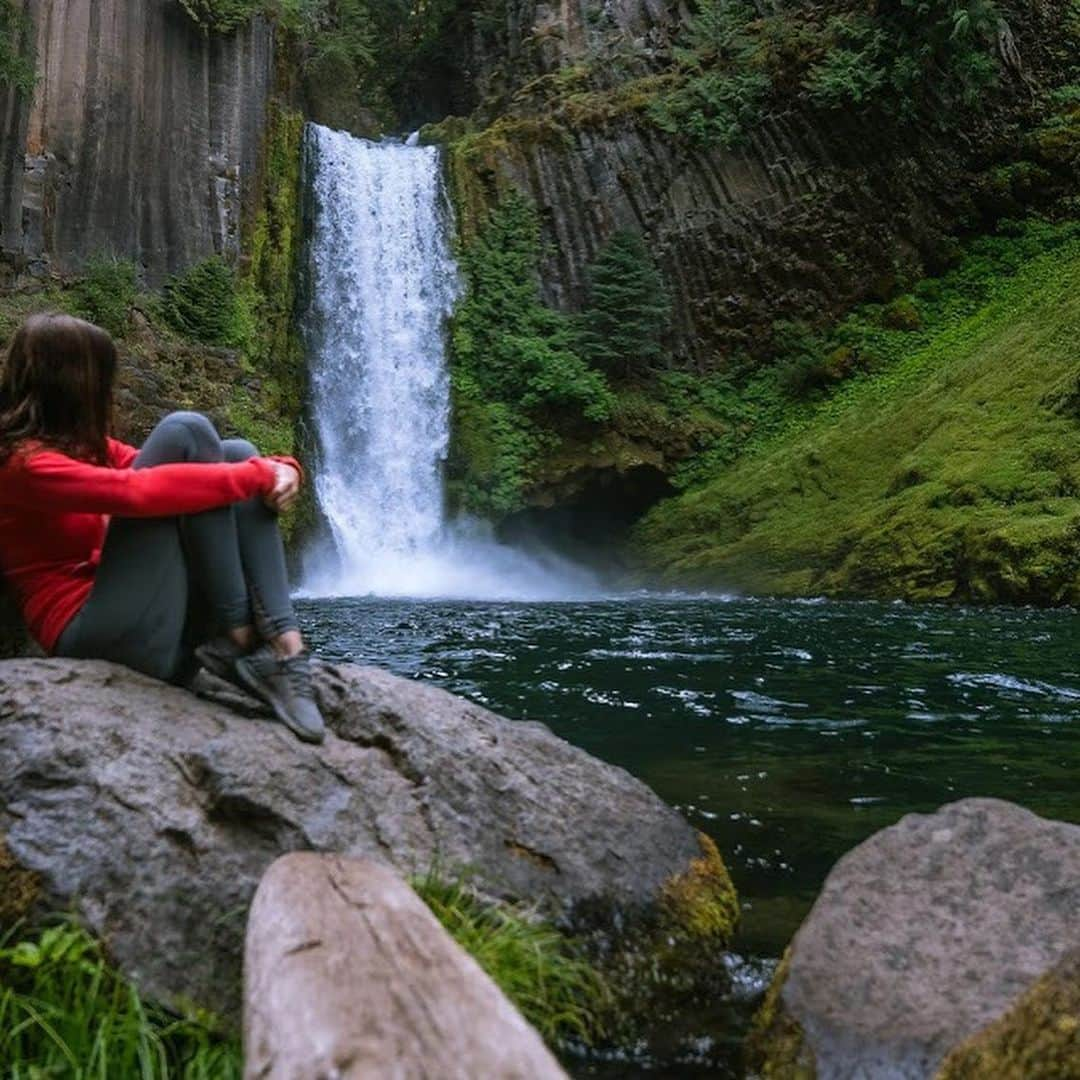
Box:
[412,872,608,1046]
[0,922,241,1078]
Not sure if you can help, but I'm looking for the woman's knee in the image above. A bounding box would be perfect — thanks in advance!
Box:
[222,437,258,463]
[145,411,223,465]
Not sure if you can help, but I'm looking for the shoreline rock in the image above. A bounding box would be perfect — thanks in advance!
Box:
[748,798,1080,1079]
[0,657,735,1022]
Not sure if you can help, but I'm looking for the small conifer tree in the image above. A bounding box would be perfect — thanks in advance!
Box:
[580,230,672,377]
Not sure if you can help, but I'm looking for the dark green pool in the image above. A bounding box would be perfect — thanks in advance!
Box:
[296,594,1080,1073]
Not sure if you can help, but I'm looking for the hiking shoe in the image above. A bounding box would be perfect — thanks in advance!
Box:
[234,645,326,745]
[193,638,249,692]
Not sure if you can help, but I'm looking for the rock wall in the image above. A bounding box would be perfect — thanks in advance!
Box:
[0,0,275,283]
[442,0,1072,364]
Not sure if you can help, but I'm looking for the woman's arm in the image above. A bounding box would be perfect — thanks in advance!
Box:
[0,449,277,517]
[106,438,139,469]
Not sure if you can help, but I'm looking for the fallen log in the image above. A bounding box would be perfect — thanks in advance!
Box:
[243,852,568,1079]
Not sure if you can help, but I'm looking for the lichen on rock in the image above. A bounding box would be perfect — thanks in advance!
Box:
[0,835,41,927]
[659,832,739,942]
[935,950,1080,1080]
[745,949,816,1079]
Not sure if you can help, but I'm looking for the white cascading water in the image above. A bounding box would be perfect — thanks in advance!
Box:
[301,123,597,599]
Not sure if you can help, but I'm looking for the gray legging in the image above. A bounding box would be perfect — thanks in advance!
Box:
[55,411,298,683]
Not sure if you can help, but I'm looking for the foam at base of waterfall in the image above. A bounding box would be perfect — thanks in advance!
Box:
[299,522,601,602]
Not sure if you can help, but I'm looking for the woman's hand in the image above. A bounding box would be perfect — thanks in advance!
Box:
[264,460,301,513]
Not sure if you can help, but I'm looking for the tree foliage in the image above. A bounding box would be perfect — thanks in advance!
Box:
[0,0,35,94]
[579,231,672,377]
[72,256,137,338]
[449,193,613,516]
[162,257,253,349]
[651,0,1003,145]
[452,192,612,422]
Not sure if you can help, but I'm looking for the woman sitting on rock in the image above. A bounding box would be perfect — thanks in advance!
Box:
[0,312,325,744]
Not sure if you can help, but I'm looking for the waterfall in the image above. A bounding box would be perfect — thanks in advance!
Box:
[300,123,597,600]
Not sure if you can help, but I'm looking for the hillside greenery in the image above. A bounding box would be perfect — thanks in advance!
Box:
[634,217,1080,602]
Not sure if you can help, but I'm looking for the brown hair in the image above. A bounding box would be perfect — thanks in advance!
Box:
[0,313,117,465]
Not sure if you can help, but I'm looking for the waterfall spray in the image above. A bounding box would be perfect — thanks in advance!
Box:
[300,124,597,600]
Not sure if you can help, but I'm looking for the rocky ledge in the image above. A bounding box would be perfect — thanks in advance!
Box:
[0,657,734,1022]
[749,798,1080,1079]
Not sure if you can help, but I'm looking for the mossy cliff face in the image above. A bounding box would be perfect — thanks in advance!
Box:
[430,0,1075,364]
[423,0,1080,580]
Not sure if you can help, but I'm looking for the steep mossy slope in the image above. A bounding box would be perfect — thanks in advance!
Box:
[635,222,1080,603]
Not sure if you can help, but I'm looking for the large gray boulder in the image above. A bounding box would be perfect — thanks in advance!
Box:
[749,798,1080,1079]
[0,657,718,1020]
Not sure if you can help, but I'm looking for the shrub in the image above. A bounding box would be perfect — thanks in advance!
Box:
[647,0,768,145]
[804,16,886,108]
[651,0,1001,144]
[882,296,922,331]
[162,257,253,349]
[71,256,137,337]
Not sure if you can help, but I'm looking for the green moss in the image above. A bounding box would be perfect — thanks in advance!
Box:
[0,837,41,929]
[659,832,740,942]
[634,221,1080,603]
[229,102,306,462]
[745,949,816,1078]
[935,950,1080,1079]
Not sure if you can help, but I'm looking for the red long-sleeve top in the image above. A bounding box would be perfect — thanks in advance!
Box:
[0,437,286,653]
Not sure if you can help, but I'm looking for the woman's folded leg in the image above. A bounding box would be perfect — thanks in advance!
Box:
[55,411,249,683]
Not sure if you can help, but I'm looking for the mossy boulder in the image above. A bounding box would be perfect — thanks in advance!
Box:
[935,949,1080,1080]
[748,799,1080,1078]
[659,832,739,942]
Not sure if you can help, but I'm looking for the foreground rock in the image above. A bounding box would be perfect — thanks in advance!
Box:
[244,853,566,1079]
[749,798,1080,1079]
[0,657,728,1020]
[937,947,1080,1080]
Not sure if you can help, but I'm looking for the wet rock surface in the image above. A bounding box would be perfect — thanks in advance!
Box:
[0,657,704,1019]
[749,798,1080,1079]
